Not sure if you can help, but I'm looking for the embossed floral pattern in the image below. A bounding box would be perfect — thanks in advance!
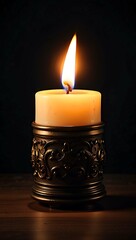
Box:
[31,137,106,181]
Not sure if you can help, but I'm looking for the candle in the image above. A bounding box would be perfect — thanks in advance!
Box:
[35,34,101,127]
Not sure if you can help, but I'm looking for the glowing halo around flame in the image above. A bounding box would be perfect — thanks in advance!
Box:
[61,34,77,92]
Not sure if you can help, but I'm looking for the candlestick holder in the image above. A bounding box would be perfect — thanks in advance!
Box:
[31,122,106,208]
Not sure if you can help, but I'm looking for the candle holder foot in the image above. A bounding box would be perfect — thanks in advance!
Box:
[31,122,106,208]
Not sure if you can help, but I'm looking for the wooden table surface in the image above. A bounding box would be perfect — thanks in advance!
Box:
[0,174,136,240]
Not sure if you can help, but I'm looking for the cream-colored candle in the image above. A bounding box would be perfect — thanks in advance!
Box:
[35,89,101,126]
[35,34,101,127]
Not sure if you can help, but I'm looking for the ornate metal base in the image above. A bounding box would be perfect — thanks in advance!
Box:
[31,122,106,208]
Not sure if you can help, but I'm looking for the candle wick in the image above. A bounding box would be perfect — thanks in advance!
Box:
[65,83,72,94]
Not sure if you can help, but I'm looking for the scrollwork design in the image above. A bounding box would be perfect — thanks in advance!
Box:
[31,138,47,178]
[31,137,106,180]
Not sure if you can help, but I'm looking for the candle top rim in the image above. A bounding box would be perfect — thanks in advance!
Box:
[36,89,101,96]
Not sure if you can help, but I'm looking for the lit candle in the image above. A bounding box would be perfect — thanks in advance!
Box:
[35,34,101,126]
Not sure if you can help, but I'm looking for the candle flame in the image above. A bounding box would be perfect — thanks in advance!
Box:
[62,34,76,92]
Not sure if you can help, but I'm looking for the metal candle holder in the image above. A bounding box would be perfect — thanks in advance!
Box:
[31,122,106,208]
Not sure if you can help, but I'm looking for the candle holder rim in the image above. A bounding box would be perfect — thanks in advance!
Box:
[32,121,104,131]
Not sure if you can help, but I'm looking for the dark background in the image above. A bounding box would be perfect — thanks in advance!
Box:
[0,0,136,173]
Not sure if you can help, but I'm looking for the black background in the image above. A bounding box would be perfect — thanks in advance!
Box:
[0,0,136,173]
